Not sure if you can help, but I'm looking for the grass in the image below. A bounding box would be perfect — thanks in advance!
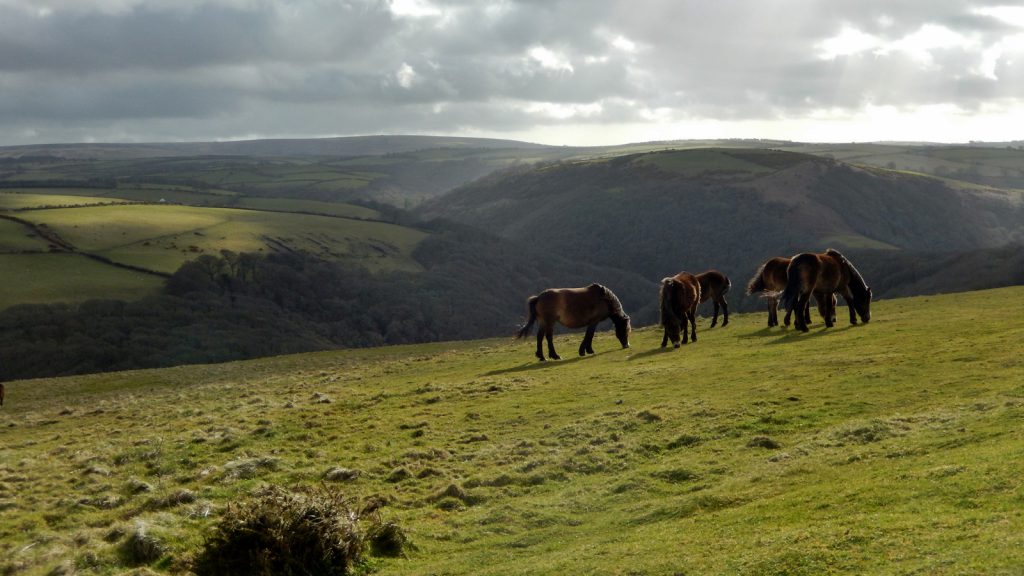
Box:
[15,204,428,275]
[1,286,1022,575]
[0,253,164,306]
[0,192,122,211]
[0,218,50,252]
[233,198,382,220]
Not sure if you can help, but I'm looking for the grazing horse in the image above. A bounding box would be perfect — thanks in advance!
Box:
[780,249,872,333]
[695,270,731,327]
[660,272,701,348]
[516,283,631,361]
[747,257,835,328]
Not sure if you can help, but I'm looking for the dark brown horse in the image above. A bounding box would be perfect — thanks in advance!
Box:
[516,283,631,361]
[695,270,731,327]
[747,256,835,328]
[660,272,701,348]
[780,249,872,332]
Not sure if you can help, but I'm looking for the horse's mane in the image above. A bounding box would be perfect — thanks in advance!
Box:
[825,248,869,296]
[594,283,629,321]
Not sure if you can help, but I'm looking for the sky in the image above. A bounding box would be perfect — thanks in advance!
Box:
[1,0,1023,146]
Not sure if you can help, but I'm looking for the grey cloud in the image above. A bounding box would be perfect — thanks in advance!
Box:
[0,0,1021,144]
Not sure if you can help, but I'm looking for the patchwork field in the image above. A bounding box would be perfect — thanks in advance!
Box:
[1,287,1021,575]
[0,196,429,308]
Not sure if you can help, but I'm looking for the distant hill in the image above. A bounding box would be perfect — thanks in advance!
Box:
[419,148,1024,307]
[0,134,552,158]
[0,135,549,160]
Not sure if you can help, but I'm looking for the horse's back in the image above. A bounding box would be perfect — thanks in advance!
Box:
[536,285,608,328]
[697,269,729,296]
[670,272,701,308]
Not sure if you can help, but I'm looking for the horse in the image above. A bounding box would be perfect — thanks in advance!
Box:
[515,283,631,361]
[780,249,872,333]
[660,272,701,348]
[0,383,4,407]
[746,256,835,328]
[695,270,731,327]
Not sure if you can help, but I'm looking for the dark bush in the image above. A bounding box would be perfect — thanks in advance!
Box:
[193,485,408,576]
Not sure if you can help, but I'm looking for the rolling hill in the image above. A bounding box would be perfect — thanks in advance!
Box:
[1,287,1022,575]
[420,148,1024,307]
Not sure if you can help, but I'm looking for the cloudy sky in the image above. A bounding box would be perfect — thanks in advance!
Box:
[1,0,1023,146]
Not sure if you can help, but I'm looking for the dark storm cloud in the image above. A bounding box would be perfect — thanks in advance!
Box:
[0,0,1021,144]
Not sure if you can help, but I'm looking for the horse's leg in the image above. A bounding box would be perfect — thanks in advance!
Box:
[546,327,560,360]
[783,295,793,327]
[796,293,810,332]
[803,298,812,325]
[661,330,669,348]
[580,324,597,356]
[535,326,545,361]
[710,298,719,328]
[841,287,857,325]
[689,310,698,342]
[817,291,833,327]
[720,296,729,327]
[681,312,689,344]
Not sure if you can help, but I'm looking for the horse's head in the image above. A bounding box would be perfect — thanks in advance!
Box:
[856,286,873,322]
[614,315,631,348]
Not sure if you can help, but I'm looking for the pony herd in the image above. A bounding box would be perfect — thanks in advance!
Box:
[516,249,872,361]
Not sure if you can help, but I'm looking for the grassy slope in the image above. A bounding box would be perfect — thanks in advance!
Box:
[1,287,1022,575]
[13,204,428,275]
[0,253,164,306]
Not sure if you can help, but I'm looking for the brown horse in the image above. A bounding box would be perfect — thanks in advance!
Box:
[780,249,872,332]
[747,257,835,328]
[695,270,731,327]
[516,283,631,361]
[660,272,701,348]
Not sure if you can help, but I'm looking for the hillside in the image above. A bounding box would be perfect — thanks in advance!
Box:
[1,287,1022,575]
[420,149,1024,306]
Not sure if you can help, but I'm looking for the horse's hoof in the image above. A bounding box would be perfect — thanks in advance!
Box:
[673,343,680,349]
[550,354,561,360]
[537,357,546,362]
[587,350,595,355]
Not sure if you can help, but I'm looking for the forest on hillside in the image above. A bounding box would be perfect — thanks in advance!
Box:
[0,224,656,381]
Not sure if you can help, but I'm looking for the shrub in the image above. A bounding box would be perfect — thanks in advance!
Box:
[193,485,409,576]
[120,521,167,565]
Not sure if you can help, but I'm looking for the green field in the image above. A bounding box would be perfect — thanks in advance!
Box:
[233,197,382,220]
[15,204,428,275]
[0,218,49,252]
[0,192,122,211]
[0,253,164,307]
[2,287,1022,575]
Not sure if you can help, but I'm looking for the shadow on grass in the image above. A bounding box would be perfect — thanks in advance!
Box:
[627,346,691,361]
[483,354,590,376]
[763,323,860,345]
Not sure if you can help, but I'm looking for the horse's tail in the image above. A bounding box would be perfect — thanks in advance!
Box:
[779,256,805,312]
[746,263,767,295]
[660,278,681,329]
[515,295,540,339]
[722,274,732,296]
